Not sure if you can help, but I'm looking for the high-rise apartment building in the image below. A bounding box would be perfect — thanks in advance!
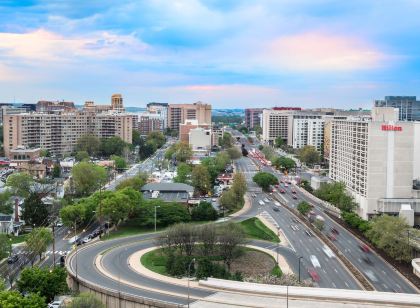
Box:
[3,112,132,157]
[245,108,264,129]
[374,96,420,121]
[261,109,292,144]
[138,113,163,136]
[291,117,324,152]
[168,102,211,131]
[329,107,420,222]
[147,102,168,129]
[111,94,124,112]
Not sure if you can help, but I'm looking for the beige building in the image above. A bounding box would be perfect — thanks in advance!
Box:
[168,102,211,131]
[83,94,125,113]
[3,111,132,157]
[189,127,212,152]
[179,120,211,144]
[329,107,420,222]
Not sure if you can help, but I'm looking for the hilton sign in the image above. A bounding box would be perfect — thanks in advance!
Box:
[381,124,402,131]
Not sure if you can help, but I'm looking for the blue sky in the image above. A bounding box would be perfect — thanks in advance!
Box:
[0,0,420,108]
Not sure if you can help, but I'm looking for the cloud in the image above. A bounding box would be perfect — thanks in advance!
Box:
[0,29,149,63]
[262,31,394,71]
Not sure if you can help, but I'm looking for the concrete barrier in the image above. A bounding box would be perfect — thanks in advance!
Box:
[412,258,420,278]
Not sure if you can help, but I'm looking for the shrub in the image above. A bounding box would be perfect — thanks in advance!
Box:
[191,202,218,221]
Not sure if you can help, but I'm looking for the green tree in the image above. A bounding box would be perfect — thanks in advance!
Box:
[17,267,68,303]
[76,134,101,156]
[218,222,246,270]
[21,193,49,227]
[40,149,50,157]
[252,172,278,191]
[26,227,53,263]
[261,145,276,161]
[138,137,156,160]
[66,293,104,308]
[137,200,190,227]
[111,155,127,170]
[6,172,34,198]
[132,130,141,146]
[191,165,211,195]
[175,142,193,162]
[147,131,166,149]
[100,191,133,227]
[75,151,90,162]
[71,161,107,196]
[52,163,61,178]
[298,145,320,166]
[174,163,192,184]
[0,290,45,307]
[300,179,313,193]
[116,172,148,191]
[60,204,86,228]
[219,190,237,212]
[0,191,13,214]
[220,132,233,148]
[272,156,296,171]
[297,201,311,215]
[366,215,412,262]
[0,234,12,260]
[100,136,128,157]
[231,173,247,206]
[315,182,356,212]
[191,202,218,221]
[274,136,284,148]
[227,147,242,159]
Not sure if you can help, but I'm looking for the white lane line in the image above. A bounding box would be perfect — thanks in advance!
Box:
[334,268,338,273]
[345,282,349,288]
[332,282,337,288]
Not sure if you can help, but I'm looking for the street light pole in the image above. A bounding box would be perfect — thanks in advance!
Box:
[277,228,280,265]
[298,256,303,282]
[187,258,195,308]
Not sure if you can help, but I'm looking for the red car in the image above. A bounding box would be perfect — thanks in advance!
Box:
[308,268,320,282]
[359,244,370,253]
[280,189,286,194]
[327,233,337,241]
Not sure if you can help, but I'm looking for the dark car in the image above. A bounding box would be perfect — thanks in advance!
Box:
[272,207,279,212]
[7,255,19,264]
[330,227,339,235]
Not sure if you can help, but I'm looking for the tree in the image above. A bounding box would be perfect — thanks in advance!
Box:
[191,202,218,221]
[138,138,156,160]
[366,215,412,262]
[198,224,217,256]
[218,222,246,270]
[219,190,237,212]
[147,131,166,149]
[272,156,296,171]
[66,293,104,308]
[174,163,192,184]
[26,228,53,264]
[100,136,128,157]
[191,165,211,195]
[314,217,324,231]
[164,223,196,256]
[175,142,193,163]
[0,191,13,214]
[100,191,133,227]
[17,267,68,303]
[71,161,107,196]
[220,132,233,148]
[0,290,45,307]
[6,172,34,198]
[21,193,49,227]
[0,234,12,260]
[300,179,313,193]
[116,172,148,191]
[299,145,320,166]
[297,201,311,215]
[252,172,278,191]
[315,182,356,212]
[76,134,101,156]
[274,136,284,148]
[137,200,190,227]
[75,151,90,162]
[60,204,86,227]
[231,173,247,202]
[52,163,61,178]
[261,145,276,161]
[132,130,141,146]
[111,155,127,170]
[227,147,242,160]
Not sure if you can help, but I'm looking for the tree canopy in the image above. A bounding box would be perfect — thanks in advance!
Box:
[252,172,278,191]
[6,172,34,198]
[100,136,128,157]
[0,234,12,260]
[191,165,211,195]
[315,182,356,212]
[26,227,53,262]
[71,161,107,196]
[21,193,49,227]
[298,145,320,166]
[76,134,101,156]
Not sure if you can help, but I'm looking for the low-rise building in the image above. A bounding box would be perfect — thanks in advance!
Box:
[141,183,194,204]
[189,127,212,153]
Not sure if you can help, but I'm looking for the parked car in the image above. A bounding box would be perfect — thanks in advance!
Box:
[48,300,62,308]
[305,230,313,237]
[7,255,19,264]
[55,220,63,227]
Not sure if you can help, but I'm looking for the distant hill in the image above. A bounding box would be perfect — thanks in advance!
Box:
[212,109,244,116]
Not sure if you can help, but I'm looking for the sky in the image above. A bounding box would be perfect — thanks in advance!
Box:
[1,0,420,109]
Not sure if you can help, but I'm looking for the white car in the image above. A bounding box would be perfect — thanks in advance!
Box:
[55,220,63,227]
[310,255,321,268]
[48,301,62,308]
[322,245,336,258]
[274,201,280,206]
[258,200,265,206]
[263,198,269,203]
[364,270,378,282]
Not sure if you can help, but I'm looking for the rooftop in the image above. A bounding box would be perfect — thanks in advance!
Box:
[141,182,194,193]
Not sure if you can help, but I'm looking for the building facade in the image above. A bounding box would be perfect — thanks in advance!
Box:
[189,127,212,152]
[179,120,211,143]
[138,113,163,136]
[36,101,76,112]
[374,96,420,121]
[3,112,132,157]
[168,102,211,131]
[329,107,420,222]
[245,108,264,129]
[147,102,168,129]
[290,117,324,152]
[261,109,292,144]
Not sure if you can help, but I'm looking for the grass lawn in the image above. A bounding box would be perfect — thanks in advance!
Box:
[141,248,168,275]
[239,218,279,243]
[8,234,27,245]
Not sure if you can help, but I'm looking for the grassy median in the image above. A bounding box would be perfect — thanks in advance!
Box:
[239,218,279,243]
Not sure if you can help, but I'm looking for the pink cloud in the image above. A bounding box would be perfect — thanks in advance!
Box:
[264,31,394,71]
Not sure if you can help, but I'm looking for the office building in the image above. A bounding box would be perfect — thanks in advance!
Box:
[168,102,211,131]
[261,109,292,144]
[36,100,76,112]
[147,102,168,129]
[329,107,420,223]
[111,94,124,112]
[189,127,212,152]
[83,94,125,113]
[290,117,324,152]
[3,111,132,157]
[374,96,420,121]
[138,113,164,136]
[179,120,211,143]
[245,108,264,129]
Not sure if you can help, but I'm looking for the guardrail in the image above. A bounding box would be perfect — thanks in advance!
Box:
[272,194,375,291]
[65,245,183,308]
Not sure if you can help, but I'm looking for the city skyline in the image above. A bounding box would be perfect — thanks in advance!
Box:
[1,1,420,108]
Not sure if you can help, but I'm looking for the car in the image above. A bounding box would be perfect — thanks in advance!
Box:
[211,198,217,202]
[292,195,297,199]
[7,255,19,264]
[263,198,269,203]
[362,256,373,265]
[55,220,63,227]
[326,233,337,241]
[291,218,299,223]
[359,244,370,253]
[274,201,281,206]
[322,245,335,258]
[82,237,91,244]
[272,207,279,212]
[308,267,320,282]
[310,255,321,268]
[48,301,62,308]
[284,184,289,187]
[279,189,285,193]
[258,200,265,206]
[330,227,339,234]
[364,269,378,282]
[305,230,313,236]
[291,189,296,194]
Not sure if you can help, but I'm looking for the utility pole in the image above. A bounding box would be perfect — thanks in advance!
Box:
[99,184,103,238]
[52,224,56,267]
